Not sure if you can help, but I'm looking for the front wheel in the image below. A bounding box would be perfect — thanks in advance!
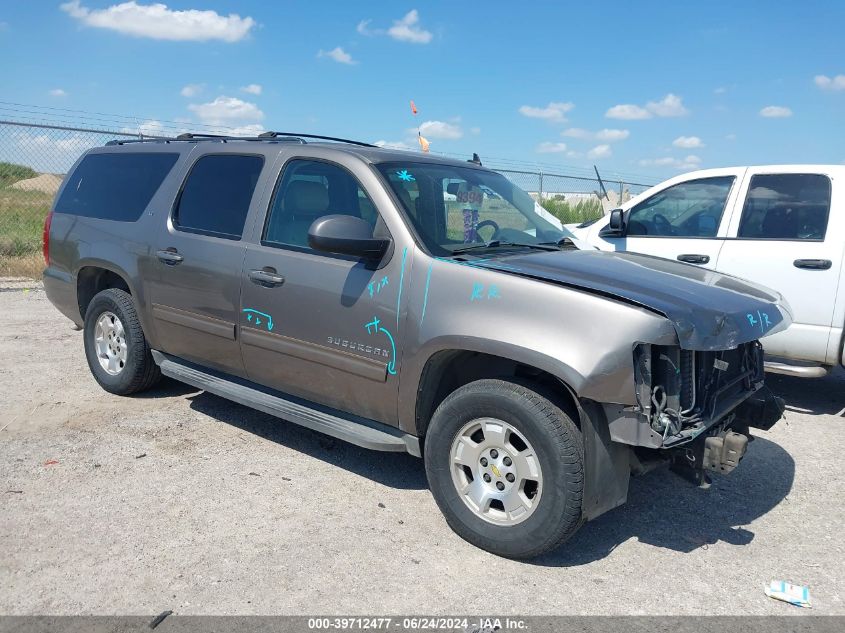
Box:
[83,288,161,395]
[424,379,584,559]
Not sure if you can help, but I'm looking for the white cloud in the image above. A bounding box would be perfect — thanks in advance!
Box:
[317,47,356,65]
[387,9,432,44]
[356,19,374,35]
[672,135,704,149]
[639,155,702,171]
[595,128,629,142]
[814,74,845,91]
[606,93,689,119]
[518,101,574,122]
[714,86,727,95]
[470,127,481,135]
[240,83,262,95]
[536,142,568,154]
[561,127,628,142]
[180,83,203,97]
[760,105,792,118]
[48,88,67,97]
[646,93,689,117]
[605,103,651,120]
[374,140,413,151]
[188,95,264,127]
[725,133,736,141]
[561,127,591,139]
[119,119,180,136]
[60,1,256,43]
[587,144,611,159]
[416,120,462,139]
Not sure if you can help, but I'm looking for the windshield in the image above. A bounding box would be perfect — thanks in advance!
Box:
[376,162,573,256]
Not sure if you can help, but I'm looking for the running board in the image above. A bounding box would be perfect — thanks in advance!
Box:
[152,351,420,456]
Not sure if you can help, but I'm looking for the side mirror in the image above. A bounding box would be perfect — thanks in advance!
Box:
[308,215,391,259]
[599,208,625,237]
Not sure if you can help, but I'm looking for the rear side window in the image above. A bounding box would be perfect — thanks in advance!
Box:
[737,174,831,240]
[173,154,264,239]
[55,152,179,222]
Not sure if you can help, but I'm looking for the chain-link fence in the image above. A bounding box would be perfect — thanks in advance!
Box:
[0,121,153,277]
[0,120,654,278]
[496,169,652,226]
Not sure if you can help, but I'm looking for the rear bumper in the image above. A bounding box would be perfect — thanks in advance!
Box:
[43,267,81,327]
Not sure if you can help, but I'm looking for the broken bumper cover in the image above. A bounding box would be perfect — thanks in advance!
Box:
[608,342,785,450]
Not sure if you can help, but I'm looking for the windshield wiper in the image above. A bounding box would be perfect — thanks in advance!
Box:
[537,236,580,250]
[450,240,559,255]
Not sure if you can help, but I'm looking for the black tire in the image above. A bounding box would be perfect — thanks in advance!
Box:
[424,379,584,559]
[83,288,161,395]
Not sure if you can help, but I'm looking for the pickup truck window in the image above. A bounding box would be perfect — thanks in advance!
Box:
[55,152,178,222]
[172,154,264,240]
[376,162,567,255]
[627,177,735,238]
[263,159,378,249]
[737,173,831,240]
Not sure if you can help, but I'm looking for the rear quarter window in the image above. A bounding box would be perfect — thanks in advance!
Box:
[55,152,179,222]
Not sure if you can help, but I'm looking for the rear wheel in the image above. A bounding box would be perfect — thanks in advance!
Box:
[83,288,160,395]
[424,379,584,559]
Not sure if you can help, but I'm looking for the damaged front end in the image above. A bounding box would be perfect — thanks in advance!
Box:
[611,341,784,486]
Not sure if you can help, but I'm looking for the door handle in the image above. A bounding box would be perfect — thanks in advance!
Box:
[677,254,710,265]
[249,268,285,287]
[156,248,183,265]
[793,258,832,270]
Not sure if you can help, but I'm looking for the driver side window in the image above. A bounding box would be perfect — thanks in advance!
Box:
[627,177,734,238]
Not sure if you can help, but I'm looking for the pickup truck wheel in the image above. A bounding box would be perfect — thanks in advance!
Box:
[83,288,161,395]
[424,379,584,559]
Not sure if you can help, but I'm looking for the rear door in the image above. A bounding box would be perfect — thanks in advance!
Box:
[149,148,270,376]
[589,169,745,269]
[716,168,842,363]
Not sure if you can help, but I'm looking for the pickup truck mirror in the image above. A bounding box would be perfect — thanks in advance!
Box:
[308,215,391,260]
[599,208,625,237]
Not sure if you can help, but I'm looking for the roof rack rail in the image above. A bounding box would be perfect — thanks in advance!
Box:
[106,131,377,147]
[257,131,377,147]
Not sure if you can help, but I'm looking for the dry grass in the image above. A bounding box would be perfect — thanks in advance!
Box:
[0,251,44,278]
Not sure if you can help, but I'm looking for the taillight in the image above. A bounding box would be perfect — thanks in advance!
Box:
[42,210,53,266]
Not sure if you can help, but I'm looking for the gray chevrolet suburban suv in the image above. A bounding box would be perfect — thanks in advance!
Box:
[43,132,790,558]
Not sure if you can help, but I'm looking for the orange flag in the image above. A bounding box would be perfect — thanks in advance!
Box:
[410,100,418,115]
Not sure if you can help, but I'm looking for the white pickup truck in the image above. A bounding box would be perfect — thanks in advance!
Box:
[569,165,843,377]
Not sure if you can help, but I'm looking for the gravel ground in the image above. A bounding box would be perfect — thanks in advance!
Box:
[1,280,843,615]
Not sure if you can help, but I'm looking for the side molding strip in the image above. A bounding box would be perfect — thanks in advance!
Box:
[151,350,420,456]
[152,304,235,340]
[240,328,387,382]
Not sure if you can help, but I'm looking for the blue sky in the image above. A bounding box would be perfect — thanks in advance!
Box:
[2,0,844,180]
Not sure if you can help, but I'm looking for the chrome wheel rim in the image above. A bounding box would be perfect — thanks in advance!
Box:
[94,311,127,376]
[450,417,543,526]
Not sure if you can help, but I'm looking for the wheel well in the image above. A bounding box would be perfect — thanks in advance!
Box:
[415,350,579,439]
[77,267,131,319]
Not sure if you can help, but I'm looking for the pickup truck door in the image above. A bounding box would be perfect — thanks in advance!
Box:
[586,168,746,269]
[238,155,409,426]
[149,150,270,377]
[715,167,843,364]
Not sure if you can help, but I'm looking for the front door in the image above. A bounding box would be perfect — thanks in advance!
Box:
[716,169,842,362]
[149,151,267,377]
[596,170,744,269]
[238,157,407,425]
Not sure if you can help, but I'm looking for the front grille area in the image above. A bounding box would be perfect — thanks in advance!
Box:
[634,341,765,447]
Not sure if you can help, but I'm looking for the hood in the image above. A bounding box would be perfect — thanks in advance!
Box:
[474,249,792,351]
